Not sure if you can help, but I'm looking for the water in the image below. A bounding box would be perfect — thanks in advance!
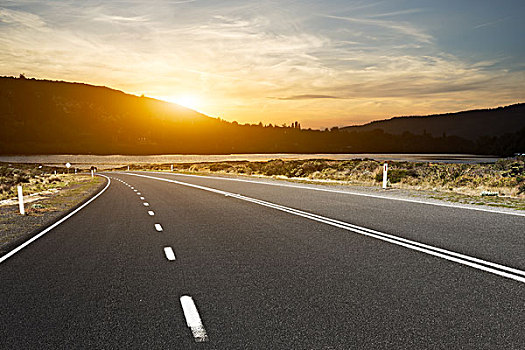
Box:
[0,153,502,169]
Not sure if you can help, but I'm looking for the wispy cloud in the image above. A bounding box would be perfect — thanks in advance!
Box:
[474,16,510,29]
[272,94,343,100]
[94,14,149,23]
[322,14,433,43]
[0,7,46,30]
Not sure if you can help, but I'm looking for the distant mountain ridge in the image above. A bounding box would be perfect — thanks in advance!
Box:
[0,76,523,155]
[343,104,525,140]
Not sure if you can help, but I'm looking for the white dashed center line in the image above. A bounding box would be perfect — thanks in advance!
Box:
[140,197,145,200]
[148,210,155,216]
[163,247,176,260]
[154,223,163,231]
[180,296,208,342]
[143,202,149,207]
[137,192,141,195]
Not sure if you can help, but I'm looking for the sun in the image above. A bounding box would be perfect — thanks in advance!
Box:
[162,94,201,110]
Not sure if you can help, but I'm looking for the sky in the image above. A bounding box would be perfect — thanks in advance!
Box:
[0,0,524,129]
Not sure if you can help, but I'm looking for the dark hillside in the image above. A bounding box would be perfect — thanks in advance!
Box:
[343,104,525,140]
[0,76,523,155]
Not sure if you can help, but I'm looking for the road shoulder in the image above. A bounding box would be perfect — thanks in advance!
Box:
[0,175,106,256]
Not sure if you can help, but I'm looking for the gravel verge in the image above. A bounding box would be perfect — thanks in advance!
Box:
[0,175,106,256]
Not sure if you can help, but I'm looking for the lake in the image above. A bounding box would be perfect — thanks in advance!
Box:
[0,153,502,169]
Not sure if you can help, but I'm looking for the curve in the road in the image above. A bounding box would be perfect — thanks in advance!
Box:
[124,172,525,284]
[0,174,111,264]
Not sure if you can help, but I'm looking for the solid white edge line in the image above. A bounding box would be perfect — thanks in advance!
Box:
[149,171,525,217]
[122,172,525,284]
[163,246,176,260]
[0,174,111,264]
[180,295,209,342]
[155,223,163,232]
[148,210,155,216]
[235,194,525,278]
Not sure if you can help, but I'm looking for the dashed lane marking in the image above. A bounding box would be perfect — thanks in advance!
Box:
[180,296,209,342]
[163,247,176,260]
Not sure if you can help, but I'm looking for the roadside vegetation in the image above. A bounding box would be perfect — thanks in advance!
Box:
[0,163,90,201]
[121,156,525,199]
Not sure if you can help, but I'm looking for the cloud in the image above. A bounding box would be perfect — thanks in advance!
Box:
[273,94,343,100]
[94,14,149,23]
[0,7,46,30]
[322,14,433,43]
[368,9,425,18]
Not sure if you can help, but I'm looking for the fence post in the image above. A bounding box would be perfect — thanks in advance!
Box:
[382,163,388,189]
[17,185,25,215]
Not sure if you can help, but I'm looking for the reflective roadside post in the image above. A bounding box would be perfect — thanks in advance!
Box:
[382,163,388,189]
[171,164,174,171]
[17,185,25,215]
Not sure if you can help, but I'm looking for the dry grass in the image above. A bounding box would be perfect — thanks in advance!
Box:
[118,156,525,199]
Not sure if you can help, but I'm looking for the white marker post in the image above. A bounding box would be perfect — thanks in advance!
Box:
[17,185,25,215]
[382,163,388,189]
[171,164,174,171]
[91,169,94,178]
[127,165,130,171]
[65,162,71,174]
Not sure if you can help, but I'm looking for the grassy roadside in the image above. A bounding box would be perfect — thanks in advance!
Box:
[115,157,525,210]
[0,166,104,254]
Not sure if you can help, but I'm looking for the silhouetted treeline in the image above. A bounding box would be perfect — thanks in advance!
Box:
[0,76,523,156]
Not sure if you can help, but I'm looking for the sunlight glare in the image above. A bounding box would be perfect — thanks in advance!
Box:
[164,94,200,110]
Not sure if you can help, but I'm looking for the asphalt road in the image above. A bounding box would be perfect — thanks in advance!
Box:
[1,171,524,349]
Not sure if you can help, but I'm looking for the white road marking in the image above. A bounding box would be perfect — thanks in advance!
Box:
[137,192,141,195]
[155,223,163,231]
[131,187,134,189]
[156,172,525,217]
[148,210,155,216]
[0,175,112,264]
[134,189,137,192]
[163,247,176,260]
[180,296,208,342]
[124,172,525,284]
[143,202,149,206]
[140,197,145,200]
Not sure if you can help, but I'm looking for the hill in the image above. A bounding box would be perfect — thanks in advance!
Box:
[343,104,525,140]
[0,76,523,155]
[0,76,223,154]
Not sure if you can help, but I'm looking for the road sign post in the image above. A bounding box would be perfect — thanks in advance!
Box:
[382,163,388,189]
[17,185,25,215]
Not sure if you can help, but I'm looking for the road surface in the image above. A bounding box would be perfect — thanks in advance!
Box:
[1,171,524,349]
